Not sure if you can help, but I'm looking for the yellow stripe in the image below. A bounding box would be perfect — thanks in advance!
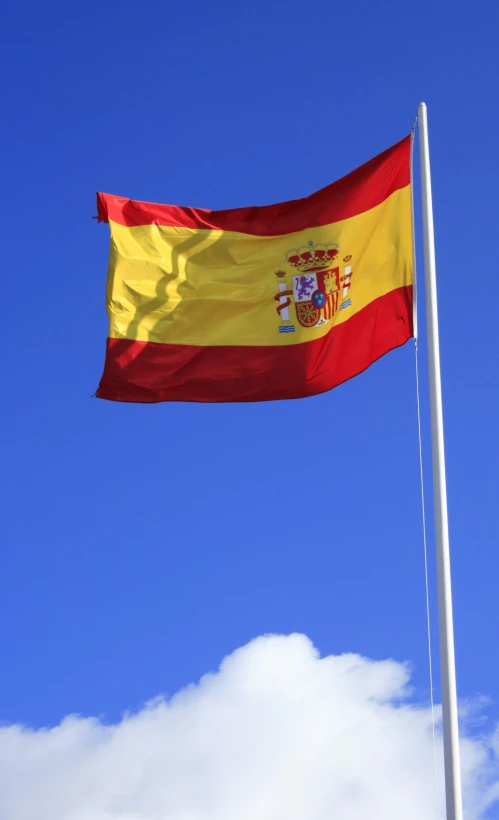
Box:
[106,185,412,347]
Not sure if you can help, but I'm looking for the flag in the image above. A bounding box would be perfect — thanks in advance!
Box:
[96,136,413,403]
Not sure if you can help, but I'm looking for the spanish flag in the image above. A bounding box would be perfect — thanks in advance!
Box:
[96,136,413,403]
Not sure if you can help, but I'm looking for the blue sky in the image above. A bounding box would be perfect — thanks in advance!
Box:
[1,0,498,816]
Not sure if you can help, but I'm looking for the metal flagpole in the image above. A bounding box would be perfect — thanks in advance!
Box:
[417,101,463,820]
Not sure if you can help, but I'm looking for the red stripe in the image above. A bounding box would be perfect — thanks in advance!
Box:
[97,136,410,235]
[96,286,413,403]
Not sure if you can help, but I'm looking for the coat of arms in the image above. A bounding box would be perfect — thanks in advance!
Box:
[273,240,353,333]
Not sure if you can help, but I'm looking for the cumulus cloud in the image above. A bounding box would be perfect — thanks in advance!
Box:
[0,634,497,820]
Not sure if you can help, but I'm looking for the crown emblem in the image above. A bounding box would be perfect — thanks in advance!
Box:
[272,238,353,334]
[286,240,340,273]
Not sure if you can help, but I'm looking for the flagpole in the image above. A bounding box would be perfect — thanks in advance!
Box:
[418,102,463,820]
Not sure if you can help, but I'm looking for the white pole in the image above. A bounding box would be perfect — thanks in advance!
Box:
[418,102,463,820]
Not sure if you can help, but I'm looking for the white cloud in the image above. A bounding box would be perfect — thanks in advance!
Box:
[0,634,497,820]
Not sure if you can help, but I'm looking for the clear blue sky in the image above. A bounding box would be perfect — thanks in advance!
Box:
[1,0,497,780]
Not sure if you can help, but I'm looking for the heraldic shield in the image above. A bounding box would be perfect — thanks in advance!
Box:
[274,240,353,333]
